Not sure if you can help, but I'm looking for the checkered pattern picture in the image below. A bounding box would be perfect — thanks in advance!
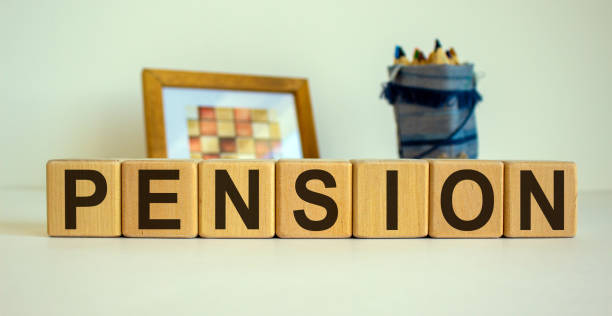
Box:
[186,106,282,159]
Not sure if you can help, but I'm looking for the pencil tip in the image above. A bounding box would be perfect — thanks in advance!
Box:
[395,45,405,59]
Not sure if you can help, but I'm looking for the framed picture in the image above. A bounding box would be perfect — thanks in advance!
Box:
[142,69,319,159]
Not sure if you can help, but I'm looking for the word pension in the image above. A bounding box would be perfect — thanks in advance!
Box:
[46,159,577,238]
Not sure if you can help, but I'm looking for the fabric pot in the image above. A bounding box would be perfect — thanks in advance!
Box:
[382,64,482,159]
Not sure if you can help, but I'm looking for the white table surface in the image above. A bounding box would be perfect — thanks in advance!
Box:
[1,189,610,316]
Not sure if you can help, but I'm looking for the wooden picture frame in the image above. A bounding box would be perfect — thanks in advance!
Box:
[142,68,319,158]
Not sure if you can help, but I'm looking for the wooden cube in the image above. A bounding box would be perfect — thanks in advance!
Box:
[122,160,198,238]
[46,160,121,237]
[504,161,577,237]
[352,160,428,238]
[429,160,503,238]
[276,159,352,238]
[199,160,275,238]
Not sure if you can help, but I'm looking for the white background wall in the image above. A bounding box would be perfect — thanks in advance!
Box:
[1,0,610,190]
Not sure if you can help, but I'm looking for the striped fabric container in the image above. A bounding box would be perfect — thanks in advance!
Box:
[382,64,482,159]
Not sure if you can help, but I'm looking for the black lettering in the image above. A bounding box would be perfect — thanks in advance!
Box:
[386,170,398,230]
[294,169,338,231]
[64,170,107,229]
[520,170,564,230]
[440,169,494,231]
[139,170,180,229]
[215,169,259,229]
